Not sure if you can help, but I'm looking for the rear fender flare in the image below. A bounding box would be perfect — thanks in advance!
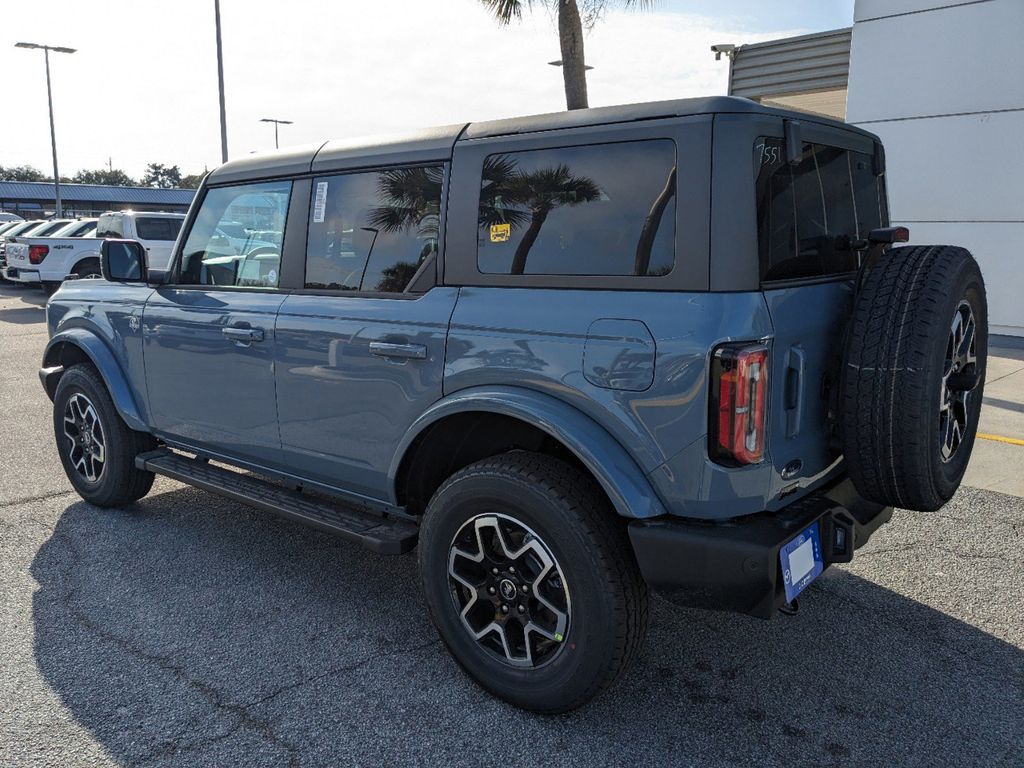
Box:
[389,386,667,519]
[41,328,147,432]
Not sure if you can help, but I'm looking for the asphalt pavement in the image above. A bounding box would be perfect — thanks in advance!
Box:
[1,283,1022,767]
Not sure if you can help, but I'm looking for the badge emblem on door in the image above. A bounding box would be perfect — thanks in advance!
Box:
[128,315,140,332]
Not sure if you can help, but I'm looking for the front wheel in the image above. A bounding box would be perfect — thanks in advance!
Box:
[53,364,157,507]
[418,452,649,713]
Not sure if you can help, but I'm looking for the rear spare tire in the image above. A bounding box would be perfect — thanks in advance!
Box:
[841,245,986,511]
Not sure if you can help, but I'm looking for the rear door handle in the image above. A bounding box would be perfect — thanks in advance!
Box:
[369,341,427,360]
[222,326,264,344]
[785,346,806,437]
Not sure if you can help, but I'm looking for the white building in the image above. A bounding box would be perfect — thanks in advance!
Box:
[726,0,1023,337]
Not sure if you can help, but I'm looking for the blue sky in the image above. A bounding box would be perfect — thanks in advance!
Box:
[659,0,854,31]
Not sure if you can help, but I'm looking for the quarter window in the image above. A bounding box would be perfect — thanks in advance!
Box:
[178,181,291,288]
[476,140,677,277]
[304,166,443,293]
[755,137,886,282]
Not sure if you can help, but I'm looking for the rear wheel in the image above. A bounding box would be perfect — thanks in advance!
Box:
[841,245,987,511]
[73,258,102,280]
[418,452,648,713]
[53,365,157,507]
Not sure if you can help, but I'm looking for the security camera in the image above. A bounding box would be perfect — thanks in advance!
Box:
[711,43,737,61]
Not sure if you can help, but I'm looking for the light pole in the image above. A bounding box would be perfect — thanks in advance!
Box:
[259,118,293,149]
[15,42,75,218]
[214,0,228,163]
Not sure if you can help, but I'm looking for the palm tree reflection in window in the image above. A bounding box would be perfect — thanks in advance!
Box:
[366,166,443,292]
[479,152,676,276]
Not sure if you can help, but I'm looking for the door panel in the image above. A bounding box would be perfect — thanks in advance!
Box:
[274,288,459,499]
[143,289,287,465]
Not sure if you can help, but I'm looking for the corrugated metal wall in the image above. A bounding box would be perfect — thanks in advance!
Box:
[729,28,852,100]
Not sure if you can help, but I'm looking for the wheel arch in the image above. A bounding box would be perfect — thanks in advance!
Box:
[69,251,102,276]
[41,329,148,432]
[390,386,666,520]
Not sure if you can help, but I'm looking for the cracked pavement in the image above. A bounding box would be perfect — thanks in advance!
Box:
[1,283,1023,767]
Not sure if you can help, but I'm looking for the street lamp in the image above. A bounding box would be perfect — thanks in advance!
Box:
[214,0,228,163]
[15,42,76,218]
[259,118,293,150]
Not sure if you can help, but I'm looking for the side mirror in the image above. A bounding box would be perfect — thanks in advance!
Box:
[100,239,147,283]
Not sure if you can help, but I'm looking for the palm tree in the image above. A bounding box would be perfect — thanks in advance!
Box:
[496,162,601,274]
[480,0,655,110]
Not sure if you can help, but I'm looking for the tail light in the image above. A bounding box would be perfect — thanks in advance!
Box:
[29,244,49,264]
[710,343,769,465]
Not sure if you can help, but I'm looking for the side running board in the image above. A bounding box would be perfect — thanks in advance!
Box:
[135,449,418,555]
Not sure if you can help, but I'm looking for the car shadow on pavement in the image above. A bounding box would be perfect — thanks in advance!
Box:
[30,486,1024,767]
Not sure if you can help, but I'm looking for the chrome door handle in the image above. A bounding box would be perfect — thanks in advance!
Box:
[223,326,264,343]
[369,341,427,360]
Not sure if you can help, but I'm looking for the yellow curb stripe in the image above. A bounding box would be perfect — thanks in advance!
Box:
[976,432,1024,447]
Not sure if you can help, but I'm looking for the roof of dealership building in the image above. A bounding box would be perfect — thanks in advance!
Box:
[0,181,195,206]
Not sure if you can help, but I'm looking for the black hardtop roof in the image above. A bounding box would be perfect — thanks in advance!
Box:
[206,96,867,184]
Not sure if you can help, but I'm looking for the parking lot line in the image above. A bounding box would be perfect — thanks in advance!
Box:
[976,432,1024,447]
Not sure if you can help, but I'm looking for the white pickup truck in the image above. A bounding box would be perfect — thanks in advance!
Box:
[3,211,184,290]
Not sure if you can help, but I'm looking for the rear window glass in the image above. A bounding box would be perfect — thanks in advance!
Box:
[477,140,676,277]
[96,217,123,239]
[136,216,184,241]
[755,137,887,282]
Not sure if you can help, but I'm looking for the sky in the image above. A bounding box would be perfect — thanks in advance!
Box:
[1,0,854,182]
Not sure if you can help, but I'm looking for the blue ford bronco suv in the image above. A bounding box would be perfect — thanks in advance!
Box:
[42,97,987,713]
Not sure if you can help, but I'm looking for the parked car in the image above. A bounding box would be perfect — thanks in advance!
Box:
[50,218,99,238]
[95,211,185,271]
[0,211,24,223]
[0,220,27,238]
[3,218,100,289]
[4,213,185,290]
[0,219,72,270]
[40,96,987,713]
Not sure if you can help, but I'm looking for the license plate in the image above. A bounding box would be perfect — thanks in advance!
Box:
[780,521,824,603]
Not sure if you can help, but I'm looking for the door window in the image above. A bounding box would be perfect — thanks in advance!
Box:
[304,166,443,293]
[178,181,291,288]
[476,140,677,277]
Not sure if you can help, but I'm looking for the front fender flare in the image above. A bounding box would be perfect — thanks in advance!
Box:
[41,328,148,432]
[389,386,667,519]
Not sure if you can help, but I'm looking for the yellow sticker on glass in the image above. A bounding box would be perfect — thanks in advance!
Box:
[490,223,511,243]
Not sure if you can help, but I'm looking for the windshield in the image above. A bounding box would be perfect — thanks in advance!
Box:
[26,220,73,238]
[0,221,25,236]
[50,220,98,238]
[2,221,44,239]
[755,137,887,282]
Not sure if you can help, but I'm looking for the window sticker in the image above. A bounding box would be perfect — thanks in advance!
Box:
[313,181,329,223]
[490,223,510,243]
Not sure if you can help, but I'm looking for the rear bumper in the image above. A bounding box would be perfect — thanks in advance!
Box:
[628,476,892,619]
[2,266,41,283]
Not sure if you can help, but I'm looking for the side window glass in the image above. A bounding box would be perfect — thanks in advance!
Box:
[476,140,676,277]
[136,217,184,241]
[178,181,291,288]
[304,166,442,293]
[755,137,882,281]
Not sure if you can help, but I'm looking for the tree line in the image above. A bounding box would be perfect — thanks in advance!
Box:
[0,163,204,189]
